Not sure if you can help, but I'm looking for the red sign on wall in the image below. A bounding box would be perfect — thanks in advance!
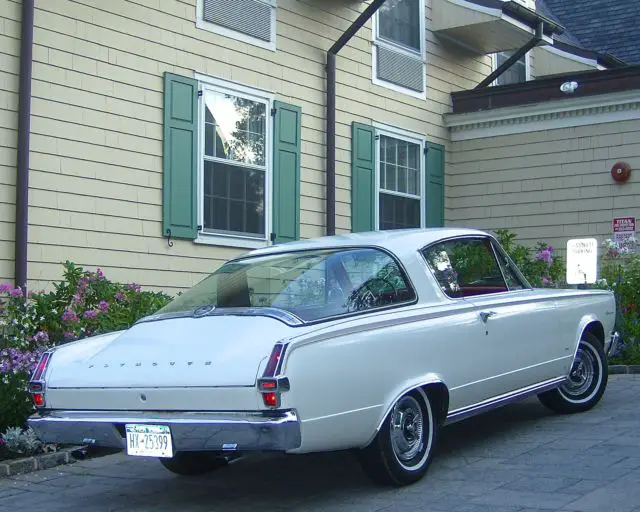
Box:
[613,217,636,247]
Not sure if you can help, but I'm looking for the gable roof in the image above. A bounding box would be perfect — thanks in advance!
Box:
[542,0,640,64]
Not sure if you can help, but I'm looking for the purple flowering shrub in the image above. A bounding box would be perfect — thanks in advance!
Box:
[495,229,565,288]
[0,261,171,433]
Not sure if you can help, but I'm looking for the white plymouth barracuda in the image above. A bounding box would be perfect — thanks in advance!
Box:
[28,228,619,486]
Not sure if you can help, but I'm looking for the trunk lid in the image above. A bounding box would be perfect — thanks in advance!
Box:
[47,315,295,389]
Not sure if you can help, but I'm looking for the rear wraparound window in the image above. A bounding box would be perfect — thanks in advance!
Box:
[158,248,416,322]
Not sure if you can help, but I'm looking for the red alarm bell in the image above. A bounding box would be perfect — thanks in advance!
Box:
[611,162,632,183]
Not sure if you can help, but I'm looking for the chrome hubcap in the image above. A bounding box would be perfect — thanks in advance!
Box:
[390,396,424,462]
[563,347,596,397]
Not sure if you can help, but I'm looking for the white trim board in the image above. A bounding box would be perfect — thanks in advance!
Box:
[445,89,640,140]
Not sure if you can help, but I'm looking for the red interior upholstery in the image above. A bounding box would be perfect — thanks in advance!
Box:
[460,285,508,297]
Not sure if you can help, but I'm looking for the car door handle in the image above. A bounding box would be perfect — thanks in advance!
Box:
[480,311,497,323]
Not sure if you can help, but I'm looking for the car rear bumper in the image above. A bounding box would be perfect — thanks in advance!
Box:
[28,409,301,453]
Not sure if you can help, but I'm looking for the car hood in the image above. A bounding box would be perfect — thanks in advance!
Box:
[46,315,295,389]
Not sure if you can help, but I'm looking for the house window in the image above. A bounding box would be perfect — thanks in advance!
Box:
[376,128,424,230]
[196,0,276,51]
[200,80,272,242]
[373,0,426,97]
[492,51,530,86]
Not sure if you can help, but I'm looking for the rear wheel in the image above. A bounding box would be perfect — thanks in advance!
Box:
[358,389,437,486]
[159,451,230,476]
[538,332,608,414]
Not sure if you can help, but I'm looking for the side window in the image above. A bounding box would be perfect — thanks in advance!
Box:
[492,242,527,290]
[423,238,508,298]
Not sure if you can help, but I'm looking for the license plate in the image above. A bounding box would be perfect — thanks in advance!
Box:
[125,424,173,458]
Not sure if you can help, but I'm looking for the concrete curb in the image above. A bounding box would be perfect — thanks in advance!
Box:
[609,365,640,375]
[0,446,83,478]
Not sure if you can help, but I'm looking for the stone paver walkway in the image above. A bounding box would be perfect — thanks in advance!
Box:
[2,375,639,512]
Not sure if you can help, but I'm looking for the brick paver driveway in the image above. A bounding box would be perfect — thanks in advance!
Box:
[2,375,639,512]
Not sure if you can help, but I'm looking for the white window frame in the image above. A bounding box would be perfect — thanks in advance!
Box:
[373,122,426,231]
[195,0,277,52]
[491,51,532,86]
[371,0,427,99]
[194,73,275,249]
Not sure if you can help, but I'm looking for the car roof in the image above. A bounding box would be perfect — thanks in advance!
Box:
[243,227,492,261]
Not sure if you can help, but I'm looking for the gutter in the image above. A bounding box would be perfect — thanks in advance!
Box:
[326,0,386,236]
[15,0,35,290]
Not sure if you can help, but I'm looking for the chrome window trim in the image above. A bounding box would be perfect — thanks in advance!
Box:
[419,234,532,302]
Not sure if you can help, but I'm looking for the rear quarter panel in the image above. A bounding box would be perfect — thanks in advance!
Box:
[279,302,484,453]
[548,289,616,359]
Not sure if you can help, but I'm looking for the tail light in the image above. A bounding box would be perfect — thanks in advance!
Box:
[258,344,289,408]
[29,351,53,408]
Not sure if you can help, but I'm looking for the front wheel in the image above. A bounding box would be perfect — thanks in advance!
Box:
[358,389,437,486]
[159,451,230,476]
[538,332,608,414]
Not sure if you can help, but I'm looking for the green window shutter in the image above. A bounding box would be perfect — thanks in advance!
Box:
[272,101,301,244]
[425,141,445,227]
[163,72,198,240]
[351,123,376,233]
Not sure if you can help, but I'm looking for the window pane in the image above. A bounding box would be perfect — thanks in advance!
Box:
[379,0,421,52]
[203,91,266,166]
[158,248,416,322]
[496,51,527,85]
[385,164,397,192]
[379,135,420,196]
[379,193,420,230]
[493,243,527,290]
[423,239,508,298]
[203,161,265,237]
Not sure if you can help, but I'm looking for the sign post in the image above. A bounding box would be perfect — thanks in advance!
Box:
[566,238,598,286]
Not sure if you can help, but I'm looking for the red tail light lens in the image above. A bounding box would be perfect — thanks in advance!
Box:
[262,392,278,408]
[32,352,51,381]
[263,344,286,377]
[30,351,53,409]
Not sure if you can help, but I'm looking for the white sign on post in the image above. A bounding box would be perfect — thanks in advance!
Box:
[566,238,598,285]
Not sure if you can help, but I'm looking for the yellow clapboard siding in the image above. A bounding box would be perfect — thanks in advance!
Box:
[21,0,487,291]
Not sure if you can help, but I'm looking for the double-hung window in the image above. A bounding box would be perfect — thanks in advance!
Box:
[377,131,424,230]
[351,122,444,233]
[162,72,301,249]
[196,0,277,51]
[200,81,270,241]
[372,0,426,97]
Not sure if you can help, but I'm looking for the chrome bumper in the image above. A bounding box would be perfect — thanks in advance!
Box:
[28,409,301,453]
[606,331,621,358]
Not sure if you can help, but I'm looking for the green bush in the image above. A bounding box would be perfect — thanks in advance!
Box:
[0,262,172,434]
[597,238,640,364]
[494,229,565,287]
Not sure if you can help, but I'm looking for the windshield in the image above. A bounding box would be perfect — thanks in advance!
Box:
[157,248,416,322]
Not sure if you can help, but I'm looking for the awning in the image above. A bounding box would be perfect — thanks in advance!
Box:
[432,0,563,54]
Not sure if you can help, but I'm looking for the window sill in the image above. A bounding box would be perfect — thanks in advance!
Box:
[194,233,270,250]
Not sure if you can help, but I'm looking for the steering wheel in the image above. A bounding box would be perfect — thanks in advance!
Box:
[354,277,398,308]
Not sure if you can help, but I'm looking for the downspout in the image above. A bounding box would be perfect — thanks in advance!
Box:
[15,0,35,289]
[475,21,544,88]
[326,0,387,236]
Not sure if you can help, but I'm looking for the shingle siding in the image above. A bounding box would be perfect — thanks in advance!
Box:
[447,119,640,253]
